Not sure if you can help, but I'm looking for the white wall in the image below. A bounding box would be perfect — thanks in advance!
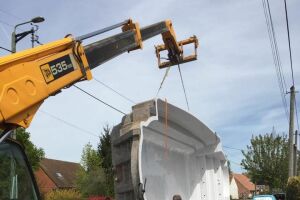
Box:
[230,178,239,199]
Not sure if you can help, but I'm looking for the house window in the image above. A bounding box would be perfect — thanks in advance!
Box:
[56,172,63,179]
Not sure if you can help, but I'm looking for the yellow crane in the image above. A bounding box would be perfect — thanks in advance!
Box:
[0,19,198,200]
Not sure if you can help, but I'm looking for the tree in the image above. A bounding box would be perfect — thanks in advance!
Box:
[241,132,288,191]
[286,176,300,200]
[76,143,106,197]
[15,128,45,171]
[98,125,114,197]
[80,143,101,171]
[76,125,115,197]
[76,167,106,197]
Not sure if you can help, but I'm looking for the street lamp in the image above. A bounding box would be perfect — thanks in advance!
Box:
[11,16,45,53]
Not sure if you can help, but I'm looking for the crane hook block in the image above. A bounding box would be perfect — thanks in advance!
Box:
[155,20,199,69]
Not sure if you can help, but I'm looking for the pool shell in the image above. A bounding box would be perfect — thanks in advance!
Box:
[111,99,230,200]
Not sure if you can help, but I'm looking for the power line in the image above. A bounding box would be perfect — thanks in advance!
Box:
[0,19,14,28]
[262,0,289,122]
[265,0,288,91]
[93,77,136,104]
[0,46,12,53]
[0,24,11,41]
[0,19,26,31]
[283,0,299,134]
[283,0,295,86]
[223,145,243,151]
[39,110,98,137]
[229,160,244,168]
[74,85,127,115]
[283,0,299,143]
[223,150,240,158]
[177,64,190,111]
[0,10,27,31]
[0,9,23,21]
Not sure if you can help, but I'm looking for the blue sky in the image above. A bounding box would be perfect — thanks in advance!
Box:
[1,0,299,173]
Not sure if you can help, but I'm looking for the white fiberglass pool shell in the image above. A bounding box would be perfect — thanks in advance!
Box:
[111,99,229,200]
[139,99,229,200]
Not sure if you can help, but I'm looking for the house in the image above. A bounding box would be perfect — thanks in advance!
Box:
[35,158,81,194]
[230,173,256,199]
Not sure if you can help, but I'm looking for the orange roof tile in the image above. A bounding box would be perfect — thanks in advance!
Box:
[233,173,255,191]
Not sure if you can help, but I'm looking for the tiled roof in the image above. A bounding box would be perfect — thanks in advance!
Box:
[40,158,81,188]
[233,173,255,191]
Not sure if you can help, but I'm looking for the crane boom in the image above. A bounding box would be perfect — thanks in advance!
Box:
[0,18,199,200]
[0,19,198,130]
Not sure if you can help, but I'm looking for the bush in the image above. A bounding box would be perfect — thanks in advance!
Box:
[286,176,300,200]
[45,189,83,200]
[76,167,106,197]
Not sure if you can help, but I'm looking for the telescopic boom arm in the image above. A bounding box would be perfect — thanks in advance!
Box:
[0,19,198,130]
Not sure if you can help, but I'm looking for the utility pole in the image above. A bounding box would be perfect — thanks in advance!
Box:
[295,130,298,176]
[288,86,295,177]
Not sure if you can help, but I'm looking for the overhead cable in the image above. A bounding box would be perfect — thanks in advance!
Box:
[0,24,11,41]
[0,18,26,31]
[264,0,288,91]
[229,160,244,168]
[39,110,98,137]
[262,0,289,122]
[0,46,12,53]
[223,145,243,151]
[0,9,23,21]
[283,0,299,134]
[93,78,136,104]
[0,19,14,28]
[74,85,126,115]
[283,0,295,86]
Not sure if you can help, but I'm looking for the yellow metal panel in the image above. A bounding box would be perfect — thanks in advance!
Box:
[0,37,92,128]
[0,37,74,69]
[121,19,143,51]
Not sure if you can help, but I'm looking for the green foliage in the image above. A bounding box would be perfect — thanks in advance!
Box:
[45,189,82,200]
[98,125,114,197]
[76,143,106,197]
[76,167,106,197]
[80,143,101,172]
[241,132,288,190]
[0,155,10,198]
[76,125,114,198]
[286,176,300,200]
[15,128,45,171]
